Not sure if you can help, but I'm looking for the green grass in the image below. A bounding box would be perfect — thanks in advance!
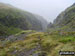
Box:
[15,30,36,36]
[0,24,22,36]
[0,31,75,56]
[59,35,75,43]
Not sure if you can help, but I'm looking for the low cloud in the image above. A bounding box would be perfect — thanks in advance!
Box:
[0,0,75,22]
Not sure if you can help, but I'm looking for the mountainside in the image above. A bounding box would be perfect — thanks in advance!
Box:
[0,3,47,36]
[34,14,48,31]
[0,3,75,56]
[48,3,75,31]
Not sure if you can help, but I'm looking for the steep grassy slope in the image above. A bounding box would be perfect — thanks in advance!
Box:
[48,3,75,31]
[0,3,47,36]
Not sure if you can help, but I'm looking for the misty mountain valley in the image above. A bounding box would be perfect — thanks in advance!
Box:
[0,1,75,56]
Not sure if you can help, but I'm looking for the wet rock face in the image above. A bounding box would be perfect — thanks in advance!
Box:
[0,36,7,40]
[5,34,27,42]
[72,3,75,6]
[48,3,75,31]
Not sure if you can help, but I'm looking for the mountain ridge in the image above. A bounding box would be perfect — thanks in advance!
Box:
[0,3,47,36]
[48,3,75,31]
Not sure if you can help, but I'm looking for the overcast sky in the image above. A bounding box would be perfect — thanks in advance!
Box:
[0,0,75,22]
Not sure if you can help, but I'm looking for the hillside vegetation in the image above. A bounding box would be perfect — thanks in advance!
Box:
[48,3,75,31]
[0,31,75,56]
[0,3,47,36]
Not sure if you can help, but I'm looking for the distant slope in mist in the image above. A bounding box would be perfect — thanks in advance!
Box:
[34,14,48,31]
